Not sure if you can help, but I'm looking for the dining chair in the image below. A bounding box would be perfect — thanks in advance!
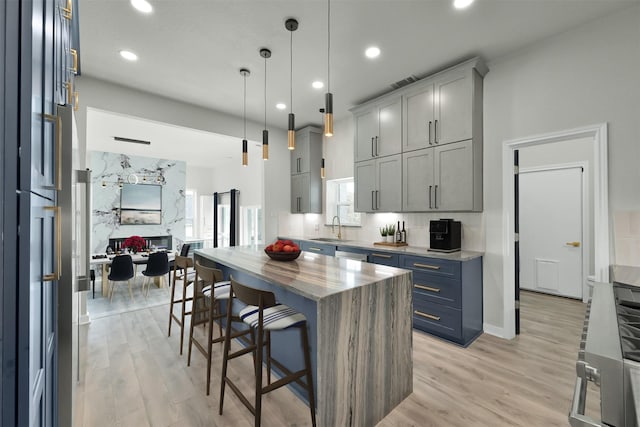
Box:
[219,278,316,427]
[108,255,135,302]
[168,255,196,355]
[187,262,240,396]
[141,252,170,296]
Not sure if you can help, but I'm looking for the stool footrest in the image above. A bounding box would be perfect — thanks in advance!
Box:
[262,369,307,394]
[227,345,255,360]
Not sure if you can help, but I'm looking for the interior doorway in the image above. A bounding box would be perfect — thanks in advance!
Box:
[501,123,610,339]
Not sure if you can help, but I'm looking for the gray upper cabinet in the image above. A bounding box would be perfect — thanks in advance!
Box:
[290,126,322,214]
[354,97,402,162]
[355,57,487,213]
[355,154,402,213]
[403,140,481,212]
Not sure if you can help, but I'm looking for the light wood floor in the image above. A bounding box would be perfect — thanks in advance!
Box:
[74,291,588,426]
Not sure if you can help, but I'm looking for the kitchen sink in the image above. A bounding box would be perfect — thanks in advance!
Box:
[309,237,350,243]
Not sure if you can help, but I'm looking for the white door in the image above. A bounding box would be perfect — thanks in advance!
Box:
[519,166,583,299]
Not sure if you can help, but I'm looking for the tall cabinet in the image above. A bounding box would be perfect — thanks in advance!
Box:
[291,126,323,213]
[353,58,487,213]
[2,1,80,426]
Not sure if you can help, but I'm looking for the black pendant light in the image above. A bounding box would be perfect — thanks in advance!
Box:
[260,48,271,160]
[324,0,334,137]
[240,68,250,167]
[320,108,326,179]
[285,18,298,150]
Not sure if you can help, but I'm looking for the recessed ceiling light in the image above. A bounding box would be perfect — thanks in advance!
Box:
[365,46,381,59]
[119,50,138,61]
[312,81,324,89]
[453,0,474,9]
[276,103,287,110]
[131,0,153,13]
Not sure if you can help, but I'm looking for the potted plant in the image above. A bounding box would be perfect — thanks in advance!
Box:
[123,235,146,254]
[387,224,396,242]
[379,225,389,242]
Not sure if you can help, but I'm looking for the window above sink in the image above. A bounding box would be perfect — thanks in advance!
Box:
[325,177,362,227]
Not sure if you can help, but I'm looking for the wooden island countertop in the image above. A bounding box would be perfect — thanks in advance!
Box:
[195,245,413,427]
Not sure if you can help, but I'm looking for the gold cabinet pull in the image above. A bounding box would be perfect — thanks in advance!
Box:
[308,247,322,251]
[43,113,62,191]
[61,0,72,20]
[413,262,440,270]
[43,206,62,282]
[64,80,73,105]
[372,253,392,259]
[74,91,79,111]
[414,310,440,321]
[70,48,78,74]
[566,241,581,247]
[414,284,441,293]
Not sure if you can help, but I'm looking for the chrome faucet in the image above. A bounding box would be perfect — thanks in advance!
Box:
[332,215,342,240]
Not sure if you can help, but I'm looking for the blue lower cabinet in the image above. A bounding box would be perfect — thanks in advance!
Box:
[368,251,399,267]
[405,255,483,347]
[299,241,336,256]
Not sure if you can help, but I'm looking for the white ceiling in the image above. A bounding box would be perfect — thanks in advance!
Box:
[79,0,636,131]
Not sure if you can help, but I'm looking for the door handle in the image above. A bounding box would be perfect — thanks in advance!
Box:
[371,190,375,211]
[428,185,432,209]
[428,121,432,145]
[414,310,440,321]
[43,206,62,282]
[566,242,581,247]
[434,119,438,143]
[43,113,62,191]
[371,137,375,157]
[375,190,379,210]
[70,48,78,74]
[375,136,379,156]
[434,184,438,209]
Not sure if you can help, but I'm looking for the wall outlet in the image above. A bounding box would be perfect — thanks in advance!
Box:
[314,223,319,231]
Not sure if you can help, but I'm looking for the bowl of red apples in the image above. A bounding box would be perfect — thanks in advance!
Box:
[264,239,301,261]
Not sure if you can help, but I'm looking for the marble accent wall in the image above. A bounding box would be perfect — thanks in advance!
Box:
[90,151,186,253]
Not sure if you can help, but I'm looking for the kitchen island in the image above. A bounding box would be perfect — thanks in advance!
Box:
[194,246,413,427]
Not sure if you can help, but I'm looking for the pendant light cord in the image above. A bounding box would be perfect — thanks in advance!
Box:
[243,73,247,139]
[290,29,293,113]
[264,56,267,128]
[327,0,331,92]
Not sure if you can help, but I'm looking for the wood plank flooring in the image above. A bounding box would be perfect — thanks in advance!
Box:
[74,290,590,426]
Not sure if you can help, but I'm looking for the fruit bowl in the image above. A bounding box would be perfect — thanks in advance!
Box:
[264,249,301,261]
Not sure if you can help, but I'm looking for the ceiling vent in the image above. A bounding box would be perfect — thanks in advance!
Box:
[114,136,151,145]
[390,75,419,90]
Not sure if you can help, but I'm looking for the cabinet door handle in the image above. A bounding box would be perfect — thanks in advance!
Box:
[61,0,72,20]
[74,91,79,111]
[64,80,73,105]
[414,310,441,321]
[434,119,438,143]
[375,190,379,210]
[43,113,62,191]
[70,48,78,74]
[434,184,438,209]
[371,137,375,157]
[428,185,432,209]
[372,253,392,259]
[413,263,441,270]
[428,121,432,145]
[308,247,322,252]
[371,190,375,211]
[414,284,441,293]
[375,136,379,156]
[43,206,62,281]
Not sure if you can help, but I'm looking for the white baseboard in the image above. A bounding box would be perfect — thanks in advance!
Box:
[483,323,510,339]
[79,314,91,325]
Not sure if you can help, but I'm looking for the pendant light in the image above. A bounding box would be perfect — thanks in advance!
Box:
[320,108,326,179]
[324,0,334,137]
[260,48,271,160]
[240,68,250,167]
[285,18,298,150]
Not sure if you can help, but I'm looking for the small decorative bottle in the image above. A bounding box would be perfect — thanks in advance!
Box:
[396,221,402,243]
[401,221,407,243]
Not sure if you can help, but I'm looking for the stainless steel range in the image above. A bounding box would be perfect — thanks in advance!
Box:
[570,281,640,426]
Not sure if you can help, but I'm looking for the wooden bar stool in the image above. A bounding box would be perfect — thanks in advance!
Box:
[219,278,316,427]
[187,262,240,396]
[168,255,196,355]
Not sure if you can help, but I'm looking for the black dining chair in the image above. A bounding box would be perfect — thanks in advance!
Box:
[141,252,170,296]
[108,255,135,302]
[169,243,191,283]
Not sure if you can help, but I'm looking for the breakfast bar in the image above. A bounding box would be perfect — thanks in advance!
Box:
[194,246,413,427]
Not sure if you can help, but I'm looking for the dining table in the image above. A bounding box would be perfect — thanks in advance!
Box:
[90,251,175,297]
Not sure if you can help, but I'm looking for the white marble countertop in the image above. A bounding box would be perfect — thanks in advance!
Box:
[194,245,411,301]
[281,235,483,261]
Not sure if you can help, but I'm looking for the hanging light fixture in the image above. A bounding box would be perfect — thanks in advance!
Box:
[260,48,271,160]
[320,108,326,179]
[240,68,250,167]
[285,18,298,150]
[324,0,334,137]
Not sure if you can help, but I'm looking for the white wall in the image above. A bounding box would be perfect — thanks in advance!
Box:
[186,165,216,195]
[75,76,290,244]
[483,4,640,332]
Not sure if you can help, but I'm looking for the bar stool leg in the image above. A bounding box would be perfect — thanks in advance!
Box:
[206,295,215,395]
[266,330,272,385]
[168,272,177,338]
[219,297,234,415]
[179,279,188,355]
[300,324,317,427]
[254,324,264,427]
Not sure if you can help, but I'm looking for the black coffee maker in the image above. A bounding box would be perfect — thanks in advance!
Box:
[429,219,461,252]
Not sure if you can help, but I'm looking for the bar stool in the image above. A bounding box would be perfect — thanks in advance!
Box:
[168,255,196,355]
[219,278,316,427]
[187,262,237,396]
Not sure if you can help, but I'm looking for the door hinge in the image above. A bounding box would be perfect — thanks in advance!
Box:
[514,232,519,242]
[515,300,520,309]
[514,165,519,174]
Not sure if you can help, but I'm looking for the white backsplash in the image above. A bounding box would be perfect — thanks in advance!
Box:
[90,151,186,253]
[614,210,640,267]
[278,211,485,251]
